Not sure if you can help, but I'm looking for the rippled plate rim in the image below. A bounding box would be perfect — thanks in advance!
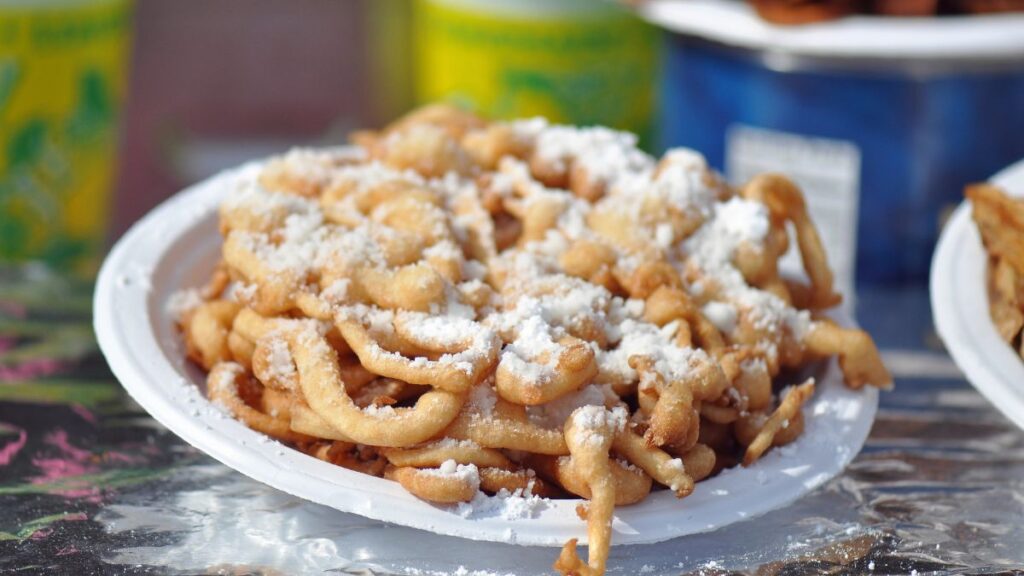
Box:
[94,161,879,547]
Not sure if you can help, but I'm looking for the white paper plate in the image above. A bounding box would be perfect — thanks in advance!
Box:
[94,163,879,547]
[638,0,1024,61]
[931,158,1024,432]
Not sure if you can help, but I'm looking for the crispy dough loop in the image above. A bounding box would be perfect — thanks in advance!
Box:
[630,353,727,448]
[700,402,739,424]
[391,311,491,355]
[381,441,513,470]
[357,119,477,178]
[207,362,311,444]
[251,334,300,392]
[385,464,479,503]
[323,177,440,222]
[735,237,793,306]
[358,264,447,313]
[679,443,716,482]
[495,336,598,406]
[222,233,303,316]
[445,389,569,455]
[530,455,651,505]
[511,195,567,245]
[970,184,1024,352]
[227,330,255,370]
[371,102,487,141]
[587,208,646,253]
[617,260,682,300]
[647,284,727,354]
[234,306,347,355]
[231,307,278,341]
[553,407,618,576]
[643,286,696,327]
[741,174,841,310]
[288,325,467,447]
[612,427,694,498]
[201,261,232,299]
[968,183,1024,273]
[337,316,499,394]
[462,123,533,170]
[741,379,815,466]
[258,147,363,198]
[478,467,558,498]
[307,441,387,476]
[350,377,428,409]
[289,402,354,442]
[184,301,242,370]
[803,320,892,389]
[989,256,1024,343]
[631,356,694,448]
[561,239,619,291]
[726,354,773,412]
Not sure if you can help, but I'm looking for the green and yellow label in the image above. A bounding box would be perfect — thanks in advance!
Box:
[413,0,658,146]
[0,0,130,276]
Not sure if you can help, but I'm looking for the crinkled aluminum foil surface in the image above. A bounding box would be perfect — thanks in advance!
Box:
[1,268,1021,575]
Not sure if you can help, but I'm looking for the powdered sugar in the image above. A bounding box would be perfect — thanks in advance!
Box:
[363,403,397,418]
[329,160,425,196]
[455,483,548,521]
[397,312,492,350]
[166,288,203,320]
[665,458,686,473]
[226,282,258,303]
[599,319,708,385]
[665,455,689,493]
[429,438,482,450]
[467,383,497,417]
[262,335,296,389]
[647,148,719,216]
[206,362,247,418]
[265,146,366,186]
[702,301,738,334]
[685,196,770,271]
[498,314,561,384]
[320,278,350,304]
[527,384,613,429]
[221,163,319,220]
[535,124,653,185]
[421,460,480,491]
[684,195,811,343]
[570,405,628,446]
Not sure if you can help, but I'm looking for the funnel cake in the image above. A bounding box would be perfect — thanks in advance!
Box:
[174,104,890,575]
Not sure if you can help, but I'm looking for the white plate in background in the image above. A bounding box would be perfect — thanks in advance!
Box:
[637,0,1024,61]
[94,162,879,546]
[932,158,1024,432]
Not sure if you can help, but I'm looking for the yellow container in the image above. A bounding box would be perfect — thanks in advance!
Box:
[0,0,131,276]
[413,0,658,145]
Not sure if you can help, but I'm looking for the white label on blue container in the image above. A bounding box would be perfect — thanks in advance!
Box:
[726,124,861,299]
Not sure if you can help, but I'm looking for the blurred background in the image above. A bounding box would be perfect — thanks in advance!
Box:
[2,0,1024,289]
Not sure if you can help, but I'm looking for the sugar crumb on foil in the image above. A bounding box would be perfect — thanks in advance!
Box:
[402,568,517,576]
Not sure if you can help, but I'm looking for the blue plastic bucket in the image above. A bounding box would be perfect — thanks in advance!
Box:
[646,3,1024,286]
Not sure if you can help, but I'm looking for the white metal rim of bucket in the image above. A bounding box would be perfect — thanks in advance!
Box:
[637,0,1024,63]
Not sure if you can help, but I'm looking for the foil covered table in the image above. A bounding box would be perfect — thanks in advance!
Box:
[1,265,1022,575]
